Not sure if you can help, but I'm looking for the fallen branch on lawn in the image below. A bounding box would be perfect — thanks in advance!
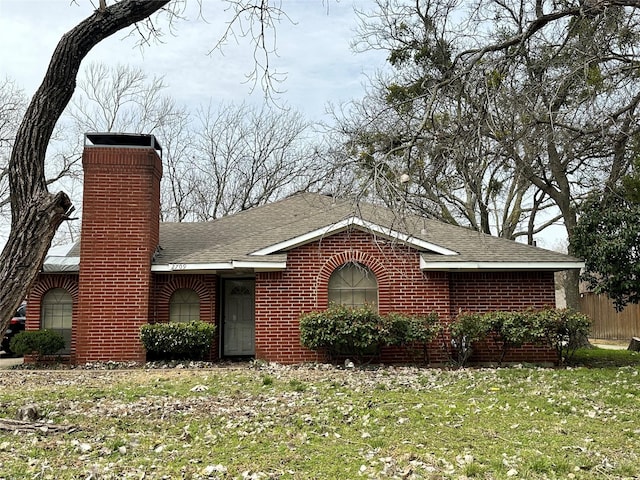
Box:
[0,418,78,434]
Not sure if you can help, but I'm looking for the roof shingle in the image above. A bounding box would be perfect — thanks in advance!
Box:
[44,192,583,272]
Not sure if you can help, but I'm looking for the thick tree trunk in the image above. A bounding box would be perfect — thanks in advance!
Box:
[0,193,73,338]
[563,212,580,312]
[563,268,581,311]
[0,0,171,339]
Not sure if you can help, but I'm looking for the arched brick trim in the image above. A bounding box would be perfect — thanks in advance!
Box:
[27,274,79,361]
[154,275,214,325]
[30,275,79,302]
[315,251,390,311]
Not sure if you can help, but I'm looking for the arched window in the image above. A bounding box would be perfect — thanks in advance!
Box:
[328,263,378,308]
[41,288,72,354]
[169,288,200,322]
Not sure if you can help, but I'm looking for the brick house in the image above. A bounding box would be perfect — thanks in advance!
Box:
[28,133,584,365]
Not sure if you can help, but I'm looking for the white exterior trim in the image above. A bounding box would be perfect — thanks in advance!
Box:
[250,216,458,256]
[420,258,585,271]
[43,256,287,274]
[151,260,287,273]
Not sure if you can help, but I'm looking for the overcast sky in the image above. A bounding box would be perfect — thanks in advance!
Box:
[0,0,387,122]
[0,0,569,249]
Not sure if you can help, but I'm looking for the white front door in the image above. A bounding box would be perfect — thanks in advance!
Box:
[223,279,255,356]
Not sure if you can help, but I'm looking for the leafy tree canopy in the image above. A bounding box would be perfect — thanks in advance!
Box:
[573,161,640,310]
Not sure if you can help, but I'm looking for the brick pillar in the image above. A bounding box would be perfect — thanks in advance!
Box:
[75,134,162,363]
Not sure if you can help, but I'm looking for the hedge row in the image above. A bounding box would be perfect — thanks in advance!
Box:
[300,305,591,366]
[139,320,216,360]
[299,304,440,362]
[451,308,591,366]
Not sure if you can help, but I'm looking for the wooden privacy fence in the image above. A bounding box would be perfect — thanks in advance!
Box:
[579,292,640,340]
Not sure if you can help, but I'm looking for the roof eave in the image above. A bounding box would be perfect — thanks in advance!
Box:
[41,258,287,274]
[151,260,287,273]
[420,259,585,272]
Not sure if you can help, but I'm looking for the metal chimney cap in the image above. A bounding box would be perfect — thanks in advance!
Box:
[84,133,162,156]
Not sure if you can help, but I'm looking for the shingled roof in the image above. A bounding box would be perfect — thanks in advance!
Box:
[43,192,583,273]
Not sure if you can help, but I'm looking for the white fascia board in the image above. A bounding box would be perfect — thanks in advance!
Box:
[251,216,458,256]
[420,258,585,271]
[151,262,232,272]
[231,260,287,271]
[151,260,287,273]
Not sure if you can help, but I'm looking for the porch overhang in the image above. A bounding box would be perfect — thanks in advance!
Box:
[151,259,287,273]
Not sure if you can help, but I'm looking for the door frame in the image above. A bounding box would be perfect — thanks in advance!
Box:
[220,277,256,358]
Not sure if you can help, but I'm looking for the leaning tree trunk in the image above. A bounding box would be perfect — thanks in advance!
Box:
[0,0,171,338]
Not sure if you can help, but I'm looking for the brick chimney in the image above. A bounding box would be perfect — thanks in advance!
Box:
[75,133,162,363]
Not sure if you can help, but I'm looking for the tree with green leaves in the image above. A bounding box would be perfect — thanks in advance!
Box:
[573,162,640,311]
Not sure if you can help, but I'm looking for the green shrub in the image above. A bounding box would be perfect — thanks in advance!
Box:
[139,321,216,360]
[449,312,492,366]
[533,308,592,364]
[10,329,65,359]
[299,305,441,363]
[384,312,441,346]
[299,304,384,360]
[484,310,542,364]
[385,311,442,363]
[449,308,592,366]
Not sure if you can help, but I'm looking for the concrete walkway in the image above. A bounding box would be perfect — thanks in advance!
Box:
[591,343,628,350]
[590,339,629,350]
[0,355,23,369]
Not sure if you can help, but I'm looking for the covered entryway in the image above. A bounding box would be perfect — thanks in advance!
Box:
[222,279,255,356]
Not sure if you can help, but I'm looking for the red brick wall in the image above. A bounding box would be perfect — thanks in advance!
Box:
[75,145,162,363]
[255,234,560,365]
[255,228,451,364]
[28,271,221,362]
[449,272,556,314]
[449,271,558,363]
